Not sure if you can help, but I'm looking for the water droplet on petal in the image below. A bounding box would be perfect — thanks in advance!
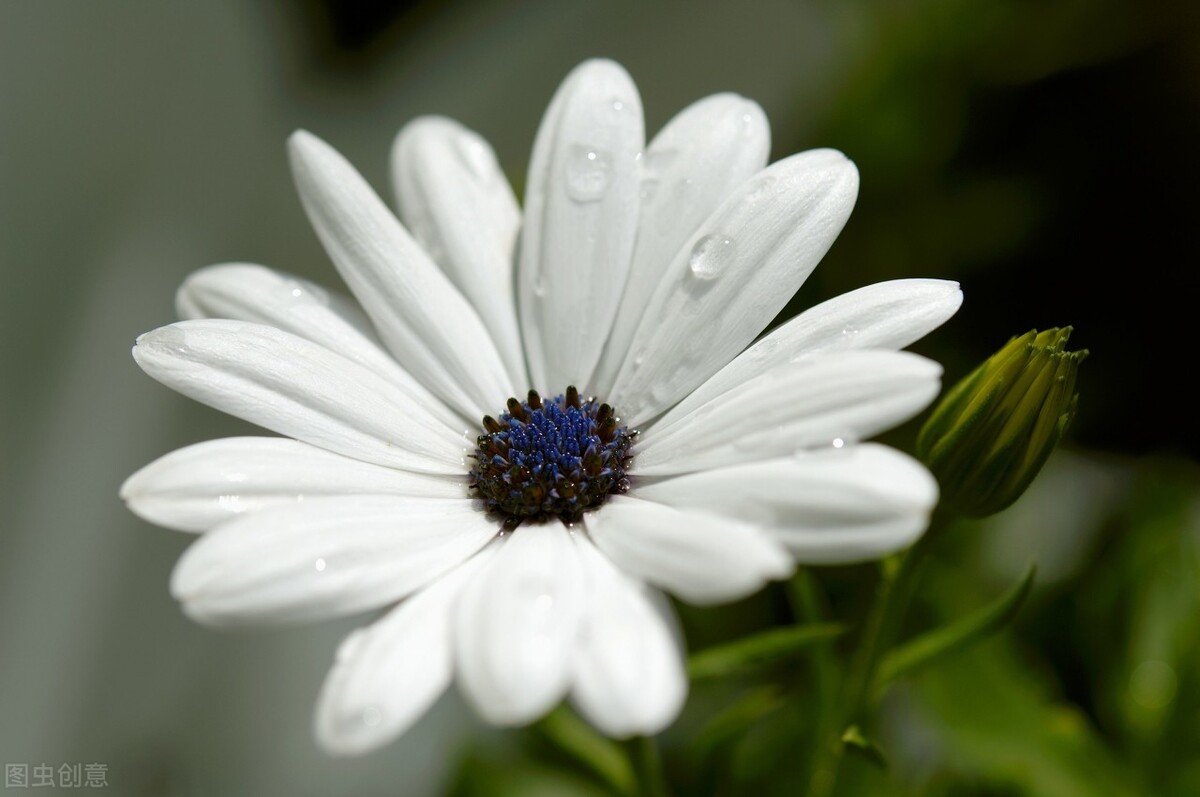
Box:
[454,134,493,182]
[745,175,777,203]
[747,338,780,361]
[639,177,661,202]
[841,326,860,339]
[362,706,383,726]
[565,144,612,202]
[688,234,737,281]
[217,494,242,512]
[314,558,326,572]
[740,103,761,139]
[650,381,676,405]
[336,629,368,662]
[831,437,845,449]
[146,326,189,355]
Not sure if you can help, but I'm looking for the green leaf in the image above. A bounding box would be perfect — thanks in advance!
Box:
[688,686,787,766]
[873,562,1036,694]
[449,749,615,797]
[841,725,888,769]
[531,705,636,796]
[687,623,847,681]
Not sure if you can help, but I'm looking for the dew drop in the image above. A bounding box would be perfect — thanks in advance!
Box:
[688,234,737,281]
[740,104,760,139]
[639,177,661,202]
[146,326,189,355]
[336,629,368,662]
[314,558,326,572]
[565,144,612,202]
[747,338,780,361]
[650,380,676,405]
[644,148,678,172]
[745,175,777,203]
[841,326,860,339]
[362,706,383,726]
[831,437,845,449]
[611,99,625,112]
[217,494,243,512]
[454,134,492,182]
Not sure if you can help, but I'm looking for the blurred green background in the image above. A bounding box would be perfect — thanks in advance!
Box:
[1,1,1197,795]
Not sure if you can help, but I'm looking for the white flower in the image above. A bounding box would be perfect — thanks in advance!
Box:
[121,59,960,755]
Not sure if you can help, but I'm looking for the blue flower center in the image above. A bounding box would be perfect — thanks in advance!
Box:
[469,386,635,527]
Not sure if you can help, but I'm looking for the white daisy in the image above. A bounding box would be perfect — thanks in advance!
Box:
[121,59,960,755]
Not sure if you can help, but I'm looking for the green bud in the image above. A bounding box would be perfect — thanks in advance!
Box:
[916,327,1087,517]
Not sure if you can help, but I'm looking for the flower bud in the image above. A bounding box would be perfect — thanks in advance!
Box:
[916,327,1087,517]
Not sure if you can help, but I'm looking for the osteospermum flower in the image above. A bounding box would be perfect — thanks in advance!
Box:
[122,59,961,755]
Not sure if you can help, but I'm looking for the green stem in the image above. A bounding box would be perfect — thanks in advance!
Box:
[789,570,840,794]
[789,570,837,700]
[849,532,933,713]
[533,706,636,795]
[808,529,938,797]
[626,736,670,797]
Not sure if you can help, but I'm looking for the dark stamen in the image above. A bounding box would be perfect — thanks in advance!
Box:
[506,397,527,422]
[468,388,635,525]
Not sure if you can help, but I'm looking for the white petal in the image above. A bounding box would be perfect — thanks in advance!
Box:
[455,524,587,725]
[634,444,938,563]
[590,93,770,395]
[132,320,468,474]
[610,149,860,425]
[289,130,514,420]
[176,262,377,344]
[570,541,687,737]
[121,437,467,533]
[585,495,792,605]
[518,59,644,391]
[171,496,497,625]
[636,350,941,476]
[666,279,963,421]
[391,117,526,386]
[314,547,491,756]
[175,263,464,429]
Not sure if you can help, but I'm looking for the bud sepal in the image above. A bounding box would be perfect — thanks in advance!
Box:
[917,327,1086,517]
